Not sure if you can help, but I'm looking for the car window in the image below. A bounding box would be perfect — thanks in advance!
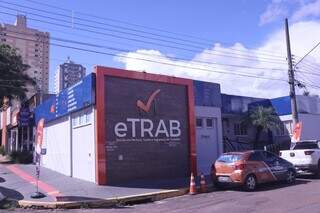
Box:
[248,152,263,161]
[293,142,319,150]
[217,154,243,163]
[261,151,278,163]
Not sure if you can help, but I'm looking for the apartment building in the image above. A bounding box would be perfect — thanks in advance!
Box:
[0,15,50,96]
[54,57,86,93]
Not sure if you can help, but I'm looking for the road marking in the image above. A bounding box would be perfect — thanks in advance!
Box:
[6,165,63,198]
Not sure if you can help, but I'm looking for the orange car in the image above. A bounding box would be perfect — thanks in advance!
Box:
[211,150,296,191]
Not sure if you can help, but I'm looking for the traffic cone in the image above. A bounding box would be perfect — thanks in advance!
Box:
[189,173,197,195]
[200,174,207,193]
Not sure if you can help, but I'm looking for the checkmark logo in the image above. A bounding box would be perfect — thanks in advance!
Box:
[137,89,161,113]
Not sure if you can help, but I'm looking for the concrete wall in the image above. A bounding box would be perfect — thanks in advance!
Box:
[195,106,223,174]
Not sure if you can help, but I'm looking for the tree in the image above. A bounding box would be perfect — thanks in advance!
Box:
[246,106,280,149]
[0,44,35,103]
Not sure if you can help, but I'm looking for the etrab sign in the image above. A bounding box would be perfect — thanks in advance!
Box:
[95,66,196,185]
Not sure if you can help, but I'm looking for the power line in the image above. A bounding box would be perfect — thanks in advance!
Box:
[0,10,288,65]
[296,61,319,72]
[0,7,288,64]
[0,1,288,61]
[2,28,289,73]
[294,41,320,68]
[23,0,287,57]
[1,33,289,82]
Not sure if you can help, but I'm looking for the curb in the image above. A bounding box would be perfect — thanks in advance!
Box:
[17,188,190,209]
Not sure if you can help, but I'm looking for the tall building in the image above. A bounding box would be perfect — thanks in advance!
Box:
[0,15,50,96]
[54,57,86,93]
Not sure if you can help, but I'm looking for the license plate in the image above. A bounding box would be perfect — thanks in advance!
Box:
[218,176,231,182]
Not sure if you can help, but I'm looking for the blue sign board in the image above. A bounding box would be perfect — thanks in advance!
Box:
[35,73,95,123]
[249,96,292,116]
[193,80,221,107]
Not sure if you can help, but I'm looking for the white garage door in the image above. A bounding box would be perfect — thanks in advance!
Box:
[42,116,71,176]
[71,107,95,183]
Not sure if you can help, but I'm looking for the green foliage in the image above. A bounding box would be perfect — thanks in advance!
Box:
[245,106,280,149]
[10,151,33,164]
[0,43,35,102]
[0,146,5,155]
[249,106,279,131]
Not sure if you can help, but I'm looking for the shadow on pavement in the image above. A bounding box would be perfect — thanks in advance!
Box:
[254,179,311,192]
[0,186,24,200]
[213,179,311,192]
[297,174,320,180]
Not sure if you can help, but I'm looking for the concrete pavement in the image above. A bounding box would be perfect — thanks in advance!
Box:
[0,163,209,208]
[7,175,320,213]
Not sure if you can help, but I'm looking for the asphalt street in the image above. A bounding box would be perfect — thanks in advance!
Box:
[3,175,320,213]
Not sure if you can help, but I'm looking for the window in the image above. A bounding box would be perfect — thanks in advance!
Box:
[234,123,247,136]
[248,152,263,161]
[293,142,319,150]
[217,154,243,163]
[261,151,278,163]
[196,118,203,128]
[206,118,214,128]
[72,109,92,128]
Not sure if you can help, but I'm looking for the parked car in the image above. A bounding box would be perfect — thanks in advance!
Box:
[211,150,296,191]
[280,140,320,176]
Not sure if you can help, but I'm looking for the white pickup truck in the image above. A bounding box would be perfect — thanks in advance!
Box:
[280,140,320,176]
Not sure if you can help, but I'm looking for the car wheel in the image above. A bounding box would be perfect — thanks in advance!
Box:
[243,174,257,191]
[314,161,320,178]
[214,181,225,190]
[286,169,296,184]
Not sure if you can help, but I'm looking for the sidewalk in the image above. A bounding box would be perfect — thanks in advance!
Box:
[0,163,211,208]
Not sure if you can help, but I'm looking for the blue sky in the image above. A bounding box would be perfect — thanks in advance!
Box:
[0,0,320,97]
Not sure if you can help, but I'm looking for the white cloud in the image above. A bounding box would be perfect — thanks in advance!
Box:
[115,21,320,98]
[292,0,320,20]
[260,0,320,25]
[259,0,289,26]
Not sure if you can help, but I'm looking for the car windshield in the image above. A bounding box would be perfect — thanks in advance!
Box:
[293,142,319,150]
[217,154,243,163]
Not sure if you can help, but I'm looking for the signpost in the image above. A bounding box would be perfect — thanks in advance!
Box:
[31,118,46,199]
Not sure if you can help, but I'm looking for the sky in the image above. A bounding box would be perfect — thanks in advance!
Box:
[0,0,320,98]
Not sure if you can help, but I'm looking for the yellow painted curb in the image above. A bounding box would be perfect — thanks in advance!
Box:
[17,188,190,209]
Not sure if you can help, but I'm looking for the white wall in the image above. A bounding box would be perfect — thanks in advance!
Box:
[195,106,223,174]
[42,116,71,176]
[299,114,320,140]
[280,113,320,141]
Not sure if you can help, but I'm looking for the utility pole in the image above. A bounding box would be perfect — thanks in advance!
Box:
[285,18,299,125]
